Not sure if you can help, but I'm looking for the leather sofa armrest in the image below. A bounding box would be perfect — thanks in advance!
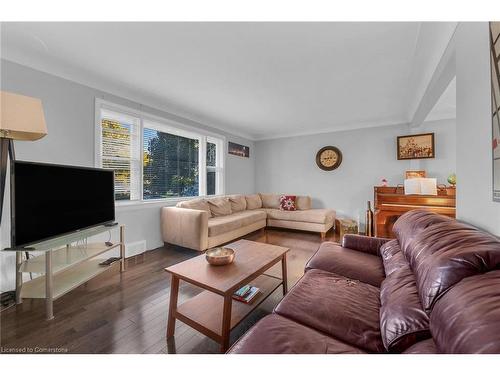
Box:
[161,207,209,251]
[342,234,391,256]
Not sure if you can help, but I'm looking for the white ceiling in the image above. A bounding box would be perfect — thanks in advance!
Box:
[0,22,455,140]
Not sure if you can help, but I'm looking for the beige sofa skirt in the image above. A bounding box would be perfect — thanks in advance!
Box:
[207,219,266,249]
[267,218,334,234]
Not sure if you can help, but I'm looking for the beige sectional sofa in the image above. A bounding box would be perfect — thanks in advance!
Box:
[161,193,335,251]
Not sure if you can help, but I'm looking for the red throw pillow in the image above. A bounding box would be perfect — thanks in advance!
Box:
[279,195,297,211]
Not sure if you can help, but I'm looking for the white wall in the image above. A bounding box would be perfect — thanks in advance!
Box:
[419,118,456,184]
[255,120,456,228]
[0,60,255,292]
[255,124,412,225]
[455,22,500,235]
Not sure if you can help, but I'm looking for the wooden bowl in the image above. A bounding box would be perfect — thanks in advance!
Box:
[206,247,235,266]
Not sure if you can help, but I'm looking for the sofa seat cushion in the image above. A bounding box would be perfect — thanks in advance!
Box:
[403,339,438,354]
[306,242,385,287]
[266,208,334,224]
[228,314,365,354]
[208,210,266,237]
[274,269,385,353]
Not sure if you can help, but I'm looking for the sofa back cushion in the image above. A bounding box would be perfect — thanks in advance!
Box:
[207,197,232,217]
[260,193,281,209]
[296,195,312,210]
[379,262,430,352]
[380,240,407,276]
[227,194,247,212]
[430,270,500,353]
[392,209,452,259]
[246,194,263,210]
[407,219,500,312]
[176,198,212,217]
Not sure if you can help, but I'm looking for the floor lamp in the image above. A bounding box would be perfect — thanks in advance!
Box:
[0,91,47,307]
[0,91,47,227]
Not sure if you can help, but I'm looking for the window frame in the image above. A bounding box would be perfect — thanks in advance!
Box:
[95,98,226,206]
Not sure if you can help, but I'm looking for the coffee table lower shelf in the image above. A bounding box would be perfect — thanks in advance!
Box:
[174,274,282,342]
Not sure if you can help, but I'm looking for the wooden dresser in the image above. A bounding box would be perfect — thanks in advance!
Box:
[374,186,456,238]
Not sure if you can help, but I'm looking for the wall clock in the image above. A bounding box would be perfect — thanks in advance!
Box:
[316,146,342,171]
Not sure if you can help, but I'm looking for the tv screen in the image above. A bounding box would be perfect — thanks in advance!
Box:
[12,161,115,247]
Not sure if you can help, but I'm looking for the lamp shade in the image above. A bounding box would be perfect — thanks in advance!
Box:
[0,91,47,141]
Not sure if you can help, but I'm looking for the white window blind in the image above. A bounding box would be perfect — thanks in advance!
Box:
[100,109,141,201]
[143,122,200,199]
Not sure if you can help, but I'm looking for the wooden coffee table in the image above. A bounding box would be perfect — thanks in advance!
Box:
[165,239,289,352]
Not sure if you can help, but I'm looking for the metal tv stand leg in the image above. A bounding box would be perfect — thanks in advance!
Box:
[45,249,54,320]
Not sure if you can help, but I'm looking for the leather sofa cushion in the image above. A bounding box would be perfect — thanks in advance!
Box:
[245,194,262,210]
[176,198,212,218]
[207,197,232,217]
[430,270,500,353]
[296,195,312,210]
[260,193,281,209]
[380,265,430,352]
[403,339,438,354]
[228,314,365,354]
[306,242,385,287]
[380,240,407,276]
[208,210,266,237]
[392,209,452,259]
[274,269,385,353]
[266,208,334,224]
[227,195,247,212]
[408,220,500,312]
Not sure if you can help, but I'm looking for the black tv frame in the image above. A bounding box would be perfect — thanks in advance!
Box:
[10,160,116,248]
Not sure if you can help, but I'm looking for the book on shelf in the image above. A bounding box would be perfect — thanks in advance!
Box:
[232,285,260,303]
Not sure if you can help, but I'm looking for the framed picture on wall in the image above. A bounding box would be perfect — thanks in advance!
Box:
[228,141,250,158]
[490,22,500,202]
[405,170,427,179]
[397,133,435,160]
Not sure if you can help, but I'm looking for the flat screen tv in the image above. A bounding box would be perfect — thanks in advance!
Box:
[11,161,115,247]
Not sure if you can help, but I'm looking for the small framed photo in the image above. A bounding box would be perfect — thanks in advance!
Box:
[397,133,435,160]
[405,170,427,179]
[228,141,250,158]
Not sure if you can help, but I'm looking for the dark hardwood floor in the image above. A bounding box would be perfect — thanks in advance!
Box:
[0,228,339,354]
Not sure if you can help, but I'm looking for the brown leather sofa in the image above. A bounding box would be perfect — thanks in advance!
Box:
[228,209,500,354]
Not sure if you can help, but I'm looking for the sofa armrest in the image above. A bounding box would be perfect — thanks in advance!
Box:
[342,234,391,256]
[161,207,209,251]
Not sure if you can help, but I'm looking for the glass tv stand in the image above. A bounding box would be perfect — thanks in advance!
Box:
[2,224,125,320]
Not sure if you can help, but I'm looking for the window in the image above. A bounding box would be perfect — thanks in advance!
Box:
[99,109,141,201]
[96,100,225,203]
[206,137,224,196]
[143,124,200,199]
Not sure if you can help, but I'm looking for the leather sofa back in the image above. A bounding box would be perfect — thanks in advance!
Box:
[390,210,500,352]
[392,209,452,259]
[405,218,500,312]
[430,270,500,353]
